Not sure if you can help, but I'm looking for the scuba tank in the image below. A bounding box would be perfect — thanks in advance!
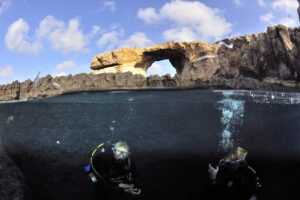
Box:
[85,143,141,196]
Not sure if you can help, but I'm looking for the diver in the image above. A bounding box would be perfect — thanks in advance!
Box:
[87,141,141,196]
[207,147,261,200]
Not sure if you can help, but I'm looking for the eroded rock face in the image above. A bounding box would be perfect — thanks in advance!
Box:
[91,41,219,80]
[0,73,148,101]
[92,25,300,82]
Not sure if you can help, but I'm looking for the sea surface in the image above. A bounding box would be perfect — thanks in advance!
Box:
[0,89,300,200]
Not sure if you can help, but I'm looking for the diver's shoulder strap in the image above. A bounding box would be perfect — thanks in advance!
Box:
[91,143,105,158]
[247,166,257,174]
[90,143,105,178]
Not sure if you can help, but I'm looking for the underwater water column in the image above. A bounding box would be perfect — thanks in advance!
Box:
[217,92,245,151]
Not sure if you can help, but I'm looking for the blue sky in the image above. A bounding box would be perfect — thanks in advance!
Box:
[0,0,299,84]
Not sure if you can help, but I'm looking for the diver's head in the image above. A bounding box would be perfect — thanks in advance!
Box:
[112,141,130,160]
[226,147,248,161]
[220,147,248,171]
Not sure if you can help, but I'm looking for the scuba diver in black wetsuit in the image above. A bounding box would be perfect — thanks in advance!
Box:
[207,147,261,200]
[87,141,141,197]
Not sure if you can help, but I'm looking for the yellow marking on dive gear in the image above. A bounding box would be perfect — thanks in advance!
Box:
[90,143,104,178]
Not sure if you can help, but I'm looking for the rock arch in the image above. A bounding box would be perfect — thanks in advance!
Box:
[137,49,187,76]
[90,41,221,80]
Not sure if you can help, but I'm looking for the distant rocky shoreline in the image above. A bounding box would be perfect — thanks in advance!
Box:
[1,72,300,101]
[1,24,300,101]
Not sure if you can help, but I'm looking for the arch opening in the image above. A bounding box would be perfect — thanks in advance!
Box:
[146,59,177,77]
[139,49,187,77]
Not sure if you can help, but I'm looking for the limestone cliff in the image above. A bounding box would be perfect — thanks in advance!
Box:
[1,25,300,101]
[91,25,300,82]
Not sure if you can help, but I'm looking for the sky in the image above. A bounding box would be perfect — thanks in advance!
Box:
[0,0,299,84]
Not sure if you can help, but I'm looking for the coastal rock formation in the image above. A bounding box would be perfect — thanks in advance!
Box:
[91,42,219,80]
[1,25,300,101]
[92,25,300,82]
[0,73,147,101]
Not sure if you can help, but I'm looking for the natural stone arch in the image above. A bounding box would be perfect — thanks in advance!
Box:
[90,41,222,80]
[136,49,187,76]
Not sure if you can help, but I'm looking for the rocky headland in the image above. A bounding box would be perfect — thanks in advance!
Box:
[1,24,300,101]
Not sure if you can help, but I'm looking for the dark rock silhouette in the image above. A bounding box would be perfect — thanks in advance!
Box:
[298,0,300,23]
[0,138,25,199]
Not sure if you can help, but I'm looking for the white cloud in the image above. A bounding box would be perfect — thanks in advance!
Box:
[279,17,298,27]
[54,72,68,77]
[163,27,198,42]
[103,0,115,11]
[90,26,101,37]
[86,25,102,43]
[119,32,152,48]
[97,31,121,50]
[138,0,232,42]
[110,23,122,30]
[137,7,159,24]
[258,0,267,7]
[0,0,11,16]
[272,0,298,13]
[5,18,42,54]
[97,31,152,50]
[49,19,86,53]
[260,12,274,24]
[36,15,63,39]
[56,60,76,71]
[0,65,14,77]
[259,0,299,27]
[37,16,88,53]
[233,0,241,6]
[5,16,99,54]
